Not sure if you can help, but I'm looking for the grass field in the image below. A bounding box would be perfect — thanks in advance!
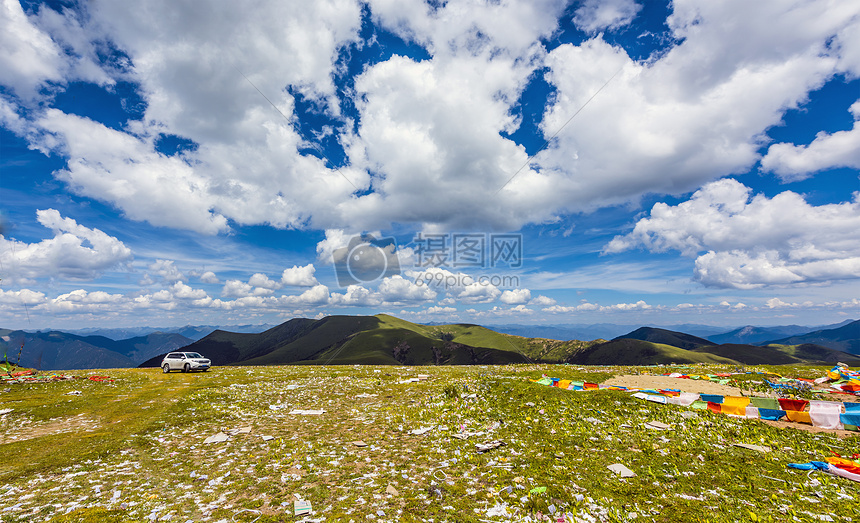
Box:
[0,364,858,522]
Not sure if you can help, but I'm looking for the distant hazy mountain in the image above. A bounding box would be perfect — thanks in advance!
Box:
[765,320,860,355]
[0,330,193,370]
[816,319,859,330]
[63,324,276,341]
[111,333,195,363]
[709,325,812,345]
[574,337,857,366]
[487,322,741,341]
[655,324,735,338]
[613,327,714,350]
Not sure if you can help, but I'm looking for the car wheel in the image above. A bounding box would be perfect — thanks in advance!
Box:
[184,363,190,373]
[162,364,170,373]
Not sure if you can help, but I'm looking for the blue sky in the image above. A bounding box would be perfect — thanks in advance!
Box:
[2,0,860,330]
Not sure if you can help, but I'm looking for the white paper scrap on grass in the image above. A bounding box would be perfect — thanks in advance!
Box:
[294,499,312,515]
[288,409,326,415]
[733,443,771,453]
[203,432,229,444]
[607,463,636,477]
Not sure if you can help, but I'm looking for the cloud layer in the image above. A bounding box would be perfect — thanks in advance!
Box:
[0,209,132,282]
[761,100,860,181]
[605,179,860,289]
[3,0,858,235]
[2,1,860,328]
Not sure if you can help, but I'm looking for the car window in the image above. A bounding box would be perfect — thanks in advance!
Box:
[186,353,203,358]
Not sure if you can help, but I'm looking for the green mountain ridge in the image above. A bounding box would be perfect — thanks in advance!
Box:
[765,319,860,355]
[568,338,737,365]
[138,314,860,368]
[612,326,714,350]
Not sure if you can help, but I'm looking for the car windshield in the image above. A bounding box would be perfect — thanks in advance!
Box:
[185,353,203,359]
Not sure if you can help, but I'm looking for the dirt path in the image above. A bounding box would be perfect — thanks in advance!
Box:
[0,413,101,444]
[603,374,745,395]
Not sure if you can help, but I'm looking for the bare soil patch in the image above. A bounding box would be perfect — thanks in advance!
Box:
[603,374,745,395]
[0,413,100,444]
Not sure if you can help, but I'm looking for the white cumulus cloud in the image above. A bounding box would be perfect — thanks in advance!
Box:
[500,288,531,305]
[1,0,859,241]
[280,264,319,287]
[248,273,282,290]
[761,99,860,182]
[0,0,64,101]
[377,274,436,304]
[573,0,641,33]
[529,294,556,306]
[199,271,219,284]
[147,259,186,283]
[0,209,132,281]
[605,179,860,288]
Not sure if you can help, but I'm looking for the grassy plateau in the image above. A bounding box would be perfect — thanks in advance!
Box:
[0,364,858,522]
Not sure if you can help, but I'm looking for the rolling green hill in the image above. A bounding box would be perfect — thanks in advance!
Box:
[138,314,860,368]
[688,343,799,365]
[614,327,714,350]
[568,338,737,365]
[242,314,536,365]
[141,314,593,367]
[763,343,860,364]
[765,319,860,355]
[574,338,860,366]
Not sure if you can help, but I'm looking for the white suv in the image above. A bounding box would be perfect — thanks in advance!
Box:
[161,352,211,373]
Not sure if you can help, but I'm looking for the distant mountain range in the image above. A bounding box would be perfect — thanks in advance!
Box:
[612,327,714,351]
[55,323,277,341]
[5,316,859,370]
[0,330,193,370]
[485,319,855,343]
[481,323,729,341]
[138,315,860,369]
[764,320,860,354]
[613,326,858,365]
[708,325,814,345]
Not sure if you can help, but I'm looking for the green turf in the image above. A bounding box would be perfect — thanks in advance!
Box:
[1,364,858,523]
